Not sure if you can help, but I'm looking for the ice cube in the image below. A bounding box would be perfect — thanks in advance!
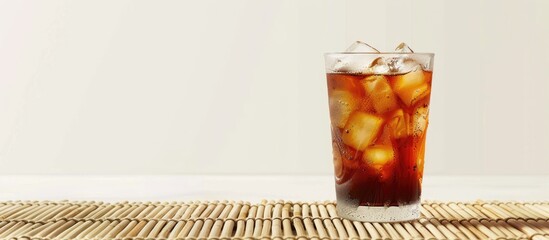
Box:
[332,59,364,73]
[384,57,421,75]
[332,126,360,183]
[374,43,420,74]
[363,144,395,182]
[333,41,380,73]
[394,42,414,53]
[411,106,429,137]
[329,90,358,128]
[341,112,383,151]
[363,145,395,166]
[346,41,380,53]
[365,52,420,75]
[387,109,409,138]
[363,57,390,74]
[345,42,417,75]
[393,69,426,90]
[392,70,431,106]
[328,73,360,93]
[398,83,430,107]
[361,76,398,114]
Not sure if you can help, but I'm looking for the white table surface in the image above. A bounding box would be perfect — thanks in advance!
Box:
[1,175,547,202]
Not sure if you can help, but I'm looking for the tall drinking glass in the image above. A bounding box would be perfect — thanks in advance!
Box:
[324,52,434,222]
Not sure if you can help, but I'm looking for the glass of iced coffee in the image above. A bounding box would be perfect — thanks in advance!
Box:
[325,42,434,222]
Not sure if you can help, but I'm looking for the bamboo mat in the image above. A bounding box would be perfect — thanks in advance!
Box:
[0,201,547,240]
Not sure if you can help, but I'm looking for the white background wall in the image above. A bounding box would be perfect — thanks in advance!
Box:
[0,0,548,175]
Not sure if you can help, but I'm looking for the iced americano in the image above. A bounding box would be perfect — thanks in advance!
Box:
[325,42,434,222]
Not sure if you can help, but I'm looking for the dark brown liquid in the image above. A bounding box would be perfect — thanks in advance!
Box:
[327,70,432,206]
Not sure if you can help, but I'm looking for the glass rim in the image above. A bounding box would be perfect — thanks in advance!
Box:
[325,52,434,56]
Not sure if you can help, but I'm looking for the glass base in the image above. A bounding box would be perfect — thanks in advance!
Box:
[336,201,420,222]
